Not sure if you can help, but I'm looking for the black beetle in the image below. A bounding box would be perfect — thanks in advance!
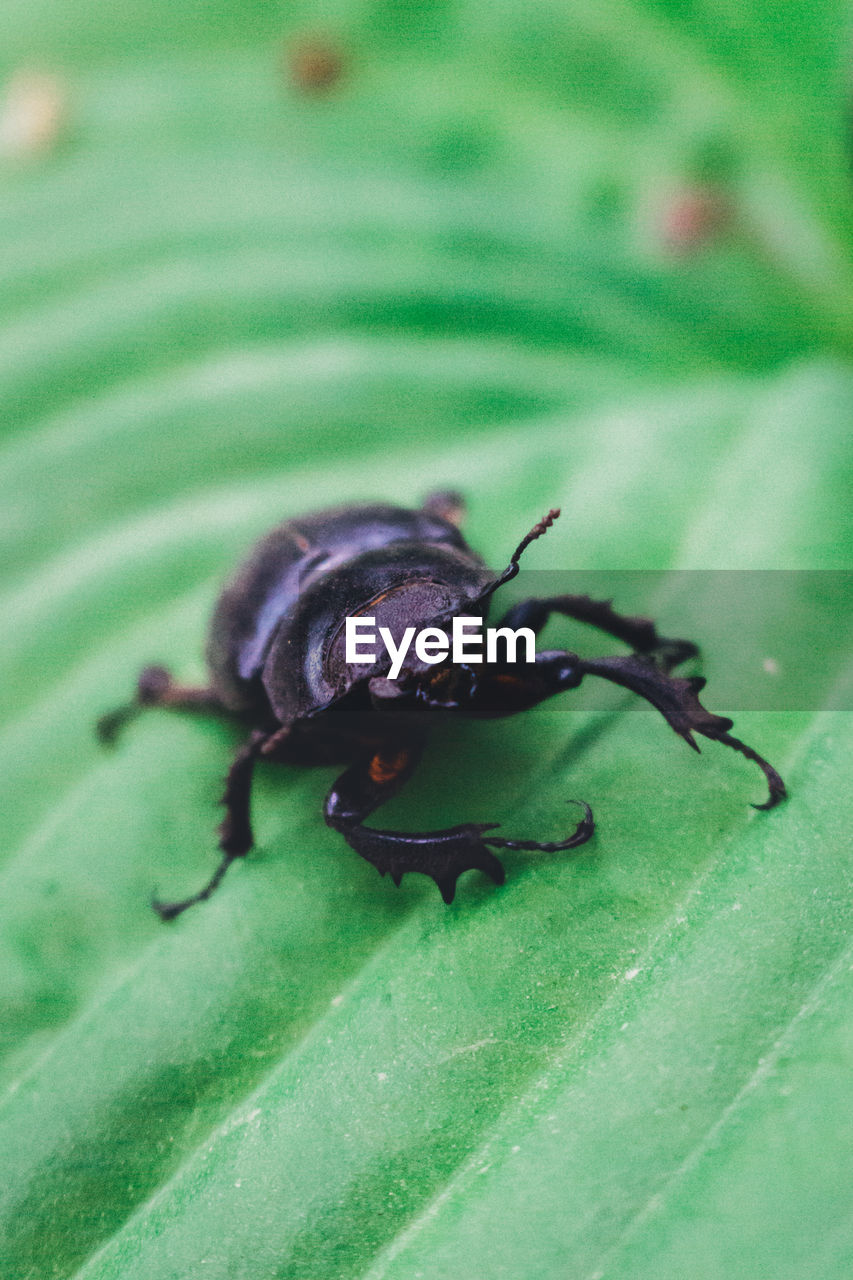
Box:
[99,491,786,918]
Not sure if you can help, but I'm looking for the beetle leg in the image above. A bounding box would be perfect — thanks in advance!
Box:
[421,489,465,526]
[97,665,226,744]
[484,801,594,853]
[490,596,784,801]
[324,742,502,903]
[573,652,786,808]
[497,596,697,670]
[152,730,267,921]
[324,744,592,903]
[478,649,784,808]
[443,647,784,809]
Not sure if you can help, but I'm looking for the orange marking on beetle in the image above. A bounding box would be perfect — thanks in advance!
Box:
[350,589,394,619]
[369,750,410,785]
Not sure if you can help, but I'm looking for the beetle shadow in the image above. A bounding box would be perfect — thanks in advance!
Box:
[543,703,628,776]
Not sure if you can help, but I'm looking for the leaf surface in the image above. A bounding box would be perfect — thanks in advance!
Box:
[1,4,851,1278]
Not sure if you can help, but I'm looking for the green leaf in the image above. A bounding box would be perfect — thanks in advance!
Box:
[1,3,851,1279]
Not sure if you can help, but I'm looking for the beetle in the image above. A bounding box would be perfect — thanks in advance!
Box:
[98,491,786,919]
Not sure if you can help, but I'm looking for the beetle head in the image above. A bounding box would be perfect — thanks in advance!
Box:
[366,507,562,712]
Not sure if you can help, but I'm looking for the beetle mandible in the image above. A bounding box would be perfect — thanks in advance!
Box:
[99,491,786,918]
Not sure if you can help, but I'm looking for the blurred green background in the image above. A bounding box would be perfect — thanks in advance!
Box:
[1,3,852,1278]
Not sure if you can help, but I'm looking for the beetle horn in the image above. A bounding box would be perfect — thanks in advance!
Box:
[477,507,561,602]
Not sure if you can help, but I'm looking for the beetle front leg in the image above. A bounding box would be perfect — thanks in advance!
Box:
[153,729,267,921]
[573,652,786,808]
[460,649,785,809]
[324,744,593,903]
[497,595,697,670]
[97,665,227,744]
[324,741,500,903]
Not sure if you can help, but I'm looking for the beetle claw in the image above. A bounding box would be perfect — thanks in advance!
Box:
[151,895,188,923]
[484,800,595,853]
[575,653,784,808]
[150,849,239,921]
[95,704,137,745]
[712,731,788,809]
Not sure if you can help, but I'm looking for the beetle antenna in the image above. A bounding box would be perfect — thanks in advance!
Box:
[480,507,561,601]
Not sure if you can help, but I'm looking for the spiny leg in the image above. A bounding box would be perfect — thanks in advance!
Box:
[574,651,786,808]
[485,801,594,853]
[324,740,494,904]
[324,742,593,904]
[423,647,786,810]
[97,665,226,744]
[491,593,784,801]
[497,595,697,671]
[153,729,267,921]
